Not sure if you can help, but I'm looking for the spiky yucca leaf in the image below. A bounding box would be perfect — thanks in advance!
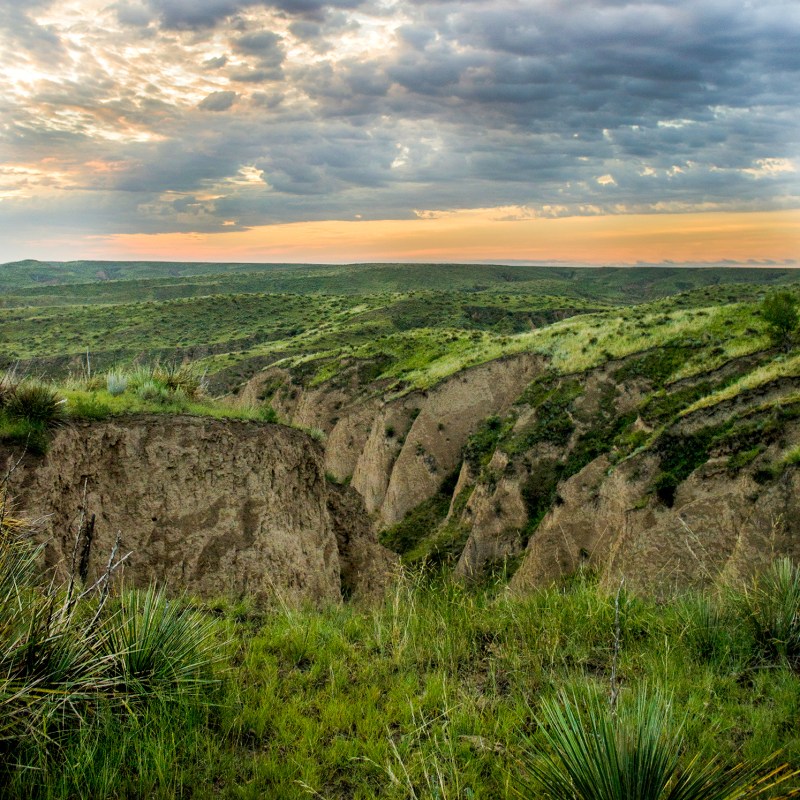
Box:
[5,382,65,427]
[0,538,115,744]
[740,558,800,667]
[516,689,799,800]
[103,585,220,692]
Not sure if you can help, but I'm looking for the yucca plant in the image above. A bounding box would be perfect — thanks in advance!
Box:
[740,558,800,668]
[678,592,748,670]
[5,381,66,427]
[516,688,799,800]
[156,361,205,399]
[136,379,170,404]
[103,585,220,694]
[105,370,129,396]
[0,502,221,752]
[0,535,114,745]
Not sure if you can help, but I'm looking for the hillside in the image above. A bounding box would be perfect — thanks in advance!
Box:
[3,262,800,798]
[3,263,800,593]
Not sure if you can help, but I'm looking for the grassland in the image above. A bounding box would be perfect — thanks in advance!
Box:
[2,260,799,400]
[2,260,797,300]
[3,261,800,797]
[5,567,800,799]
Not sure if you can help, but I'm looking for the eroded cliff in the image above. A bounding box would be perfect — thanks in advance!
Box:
[259,353,544,527]
[3,415,395,605]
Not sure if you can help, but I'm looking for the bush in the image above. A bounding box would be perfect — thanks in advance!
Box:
[5,382,65,427]
[259,404,278,423]
[157,362,206,399]
[68,394,113,420]
[136,380,170,404]
[0,370,16,409]
[103,585,219,693]
[516,688,796,800]
[106,370,128,396]
[678,592,750,670]
[762,291,798,350]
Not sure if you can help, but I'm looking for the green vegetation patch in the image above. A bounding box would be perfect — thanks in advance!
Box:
[613,344,695,386]
[652,398,800,505]
[379,493,452,557]
[464,414,514,470]
[379,470,470,568]
[7,561,800,798]
[508,376,583,453]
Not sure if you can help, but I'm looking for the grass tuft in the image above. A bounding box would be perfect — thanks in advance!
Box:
[516,687,799,800]
[5,381,66,427]
[740,558,800,669]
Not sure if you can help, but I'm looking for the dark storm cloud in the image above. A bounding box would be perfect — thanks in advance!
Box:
[1,0,798,241]
[198,90,238,111]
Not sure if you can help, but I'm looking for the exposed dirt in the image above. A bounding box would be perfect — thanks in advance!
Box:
[510,450,800,595]
[3,415,396,606]
[253,353,545,528]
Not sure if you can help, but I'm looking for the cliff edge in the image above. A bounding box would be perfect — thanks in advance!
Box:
[2,415,396,606]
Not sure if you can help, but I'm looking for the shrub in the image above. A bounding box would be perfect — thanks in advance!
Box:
[678,592,749,670]
[259,404,278,423]
[157,362,206,399]
[516,688,797,800]
[5,382,65,427]
[0,370,16,409]
[762,291,798,350]
[136,380,170,404]
[739,558,800,668]
[68,394,112,420]
[106,370,129,396]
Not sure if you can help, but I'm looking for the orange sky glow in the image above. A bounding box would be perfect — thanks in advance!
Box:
[96,209,800,266]
[2,1,798,266]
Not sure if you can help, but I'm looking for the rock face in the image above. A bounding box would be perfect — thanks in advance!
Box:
[264,353,544,528]
[3,415,395,606]
[510,451,800,596]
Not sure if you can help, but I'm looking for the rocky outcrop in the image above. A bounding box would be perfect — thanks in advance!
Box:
[510,450,800,596]
[258,354,544,528]
[3,415,396,606]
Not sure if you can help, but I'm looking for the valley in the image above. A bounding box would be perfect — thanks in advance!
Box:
[2,259,800,798]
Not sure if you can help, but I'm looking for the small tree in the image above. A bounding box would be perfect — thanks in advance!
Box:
[762,291,798,350]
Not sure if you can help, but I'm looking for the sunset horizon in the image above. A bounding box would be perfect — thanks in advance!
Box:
[1,0,798,266]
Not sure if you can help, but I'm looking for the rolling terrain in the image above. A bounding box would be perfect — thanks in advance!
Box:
[3,260,800,798]
[2,259,800,592]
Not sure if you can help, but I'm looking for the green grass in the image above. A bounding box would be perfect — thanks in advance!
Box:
[516,687,797,800]
[6,564,800,799]
[2,264,798,398]
[2,261,798,302]
[0,365,280,454]
[0,521,223,793]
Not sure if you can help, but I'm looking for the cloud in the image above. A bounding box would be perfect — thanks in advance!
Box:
[0,0,798,249]
[0,1,67,66]
[204,54,229,68]
[198,90,238,111]
[231,29,284,71]
[124,0,363,30]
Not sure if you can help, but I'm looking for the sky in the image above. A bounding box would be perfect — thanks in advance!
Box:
[1,0,799,266]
